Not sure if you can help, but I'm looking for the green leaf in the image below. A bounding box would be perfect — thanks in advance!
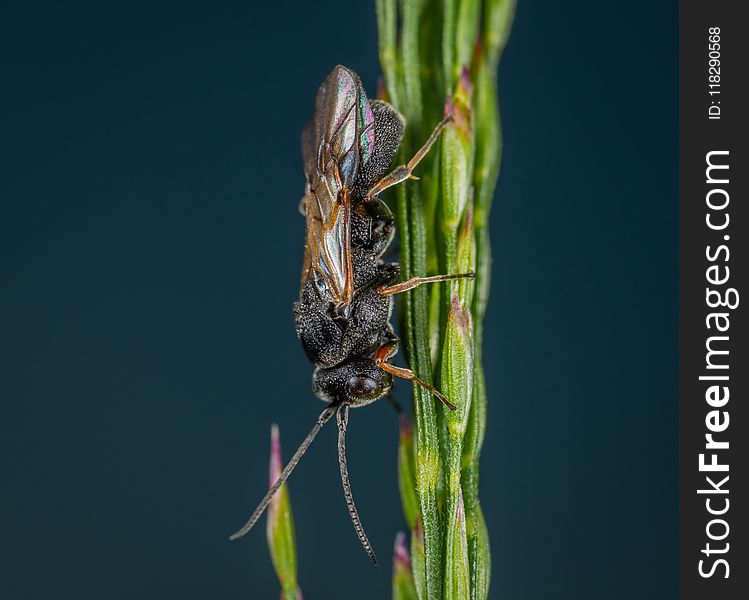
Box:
[441,298,473,600]
[411,518,427,600]
[398,416,419,528]
[472,58,500,235]
[454,0,480,82]
[470,504,491,600]
[401,0,425,130]
[483,0,517,70]
[441,298,473,440]
[442,0,456,91]
[443,489,470,600]
[440,71,474,251]
[375,0,401,107]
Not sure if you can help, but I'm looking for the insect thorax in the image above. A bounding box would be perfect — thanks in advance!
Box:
[293,255,395,370]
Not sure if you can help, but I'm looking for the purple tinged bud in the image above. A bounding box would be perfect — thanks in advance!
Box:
[376,76,388,101]
[463,200,474,233]
[460,66,473,96]
[450,294,471,337]
[269,423,282,488]
[266,424,300,600]
[474,35,485,62]
[399,414,412,440]
[444,94,454,118]
[413,517,424,545]
[394,531,411,570]
[450,68,473,138]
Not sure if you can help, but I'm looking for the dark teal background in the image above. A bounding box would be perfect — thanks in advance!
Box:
[1,1,677,598]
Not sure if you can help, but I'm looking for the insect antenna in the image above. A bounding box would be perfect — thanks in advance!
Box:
[229,405,336,541]
[336,403,378,565]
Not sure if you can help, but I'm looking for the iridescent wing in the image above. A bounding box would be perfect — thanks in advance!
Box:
[300,65,375,306]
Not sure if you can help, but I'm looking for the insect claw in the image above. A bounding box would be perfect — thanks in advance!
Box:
[433,389,457,411]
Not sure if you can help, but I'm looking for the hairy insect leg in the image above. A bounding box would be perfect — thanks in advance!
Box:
[229,405,336,541]
[377,272,475,296]
[336,403,378,565]
[365,114,453,199]
[375,342,457,411]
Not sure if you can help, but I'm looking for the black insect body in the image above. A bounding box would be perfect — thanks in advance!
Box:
[230,66,472,564]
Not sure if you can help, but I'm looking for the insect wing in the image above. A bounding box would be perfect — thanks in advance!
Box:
[300,66,375,303]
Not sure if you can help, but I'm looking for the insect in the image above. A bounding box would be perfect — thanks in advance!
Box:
[230,65,472,564]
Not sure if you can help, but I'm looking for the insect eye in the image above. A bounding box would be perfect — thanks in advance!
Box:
[347,375,378,398]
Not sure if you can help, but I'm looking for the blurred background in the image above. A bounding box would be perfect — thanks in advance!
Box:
[1,1,677,598]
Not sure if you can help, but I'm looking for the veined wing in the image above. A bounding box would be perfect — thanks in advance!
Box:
[300,66,375,305]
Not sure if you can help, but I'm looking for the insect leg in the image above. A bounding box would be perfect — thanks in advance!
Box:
[377,272,474,296]
[336,403,378,565]
[365,115,453,199]
[375,342,457,411]
[229,405,336,541]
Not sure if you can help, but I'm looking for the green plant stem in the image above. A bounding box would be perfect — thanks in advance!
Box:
[380,2,515,599]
